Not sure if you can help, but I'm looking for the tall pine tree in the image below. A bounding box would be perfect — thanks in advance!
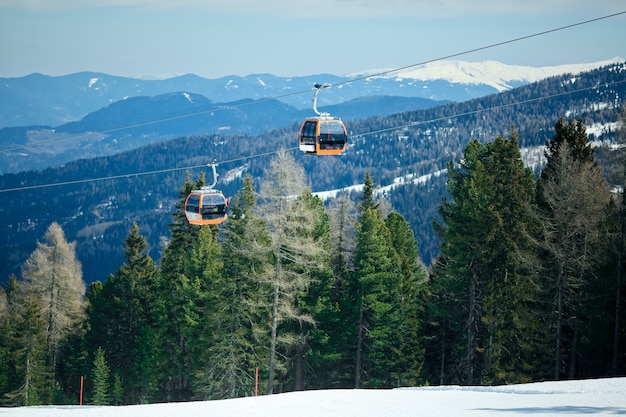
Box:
[153,174,208,402]
[385,212,428,386]
[90,347,110,405]
[85,222,158,404]
[432,129,538,384]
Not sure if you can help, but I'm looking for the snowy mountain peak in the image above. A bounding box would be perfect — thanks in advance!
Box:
[350,57,625,92]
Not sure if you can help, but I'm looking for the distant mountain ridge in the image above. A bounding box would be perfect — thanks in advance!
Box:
[1,58,623,174]
[1,58,622,128]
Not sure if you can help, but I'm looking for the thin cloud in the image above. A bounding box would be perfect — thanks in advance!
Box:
[1,0,621,16]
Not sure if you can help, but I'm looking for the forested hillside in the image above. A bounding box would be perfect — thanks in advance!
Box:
[1,122,623,405]
[0,62,624,285]
[0,94,443,174]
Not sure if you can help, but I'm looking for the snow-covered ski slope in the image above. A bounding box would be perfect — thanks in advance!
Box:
[2,377,624,417]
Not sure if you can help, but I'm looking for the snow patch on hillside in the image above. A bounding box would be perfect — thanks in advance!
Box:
[315,119,621,201]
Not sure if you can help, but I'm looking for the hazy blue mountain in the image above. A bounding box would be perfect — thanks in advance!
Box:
[2,59,620,127]
[2,58,621,174]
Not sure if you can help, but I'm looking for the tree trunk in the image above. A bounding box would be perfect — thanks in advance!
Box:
[294,344,304,391]
[355,284,364,389]
[467,271,477,383]
[568,323,579,379]
[614,159,625,375]
[267,254,281,395]
[555,265,565,380]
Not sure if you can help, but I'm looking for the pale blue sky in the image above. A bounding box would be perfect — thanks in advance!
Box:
[1,0,624,79]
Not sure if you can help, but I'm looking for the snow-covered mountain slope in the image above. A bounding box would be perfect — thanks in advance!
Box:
[350,57,625,92]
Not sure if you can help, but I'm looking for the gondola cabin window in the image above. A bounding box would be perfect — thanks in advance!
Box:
[319,121,347,150]
[301,121,317,145]
[186,194,201,215]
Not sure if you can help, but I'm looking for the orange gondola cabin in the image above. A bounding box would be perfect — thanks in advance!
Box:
[299,117,348,155]
[299,83,348,156]
[184,188,230,226]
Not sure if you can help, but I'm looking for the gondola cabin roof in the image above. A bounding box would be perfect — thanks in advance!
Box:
[184,189,230,226]
[298,115,347,156]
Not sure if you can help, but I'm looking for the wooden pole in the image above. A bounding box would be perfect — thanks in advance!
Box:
[255,367,259,396]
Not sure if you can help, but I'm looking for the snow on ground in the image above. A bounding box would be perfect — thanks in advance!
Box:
[1,377,624,417]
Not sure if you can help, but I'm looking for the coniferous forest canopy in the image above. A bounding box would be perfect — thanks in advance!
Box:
[0,63,625,405]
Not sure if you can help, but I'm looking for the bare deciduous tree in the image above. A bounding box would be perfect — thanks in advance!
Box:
[255,149,327,394]
[539,143,611,379]
[21,222,86,373]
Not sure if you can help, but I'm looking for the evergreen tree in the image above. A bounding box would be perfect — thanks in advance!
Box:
[1,278,49,405]
[548,118,595,165]
[354,207,399,387]
[85,222,158,404]
[385,212,428,386]
[91,347,110,405]
[111,374,123,406]
[196,174,270,399]
[432,130,538,384]
[184,225,227,399]
[153,174,207,402]
[478,133,539,384]
[352,173,427,388]
[359,170,379,212]
[317,194,359,388]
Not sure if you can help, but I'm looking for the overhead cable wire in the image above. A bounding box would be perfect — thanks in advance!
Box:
[0,146,300,193]
[1,10,624,154]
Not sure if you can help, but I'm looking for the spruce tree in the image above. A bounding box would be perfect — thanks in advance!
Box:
[359,170,379,212]
[316,194,359,388]
[91,347,110,405]
[198,174,271,399]
[354,207,399,387]
[154,174,207,402]
[432,130,538,384]
[111,374,123,406]
[183,225,225,399]
[85,223,157,404]
[385,212,428,386]
[1,278,49,405]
